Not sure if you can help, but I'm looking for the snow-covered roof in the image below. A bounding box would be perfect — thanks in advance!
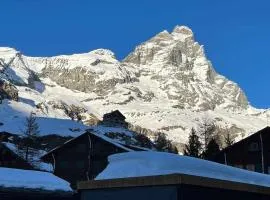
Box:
[0,167,72,192]
[96,152,270,187]
[42,126,142,157]
[2,142,53,172]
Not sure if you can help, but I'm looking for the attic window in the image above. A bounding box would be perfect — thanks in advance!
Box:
[248,142,259,152]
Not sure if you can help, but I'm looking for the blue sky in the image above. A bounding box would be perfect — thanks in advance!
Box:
[1,0,270,108]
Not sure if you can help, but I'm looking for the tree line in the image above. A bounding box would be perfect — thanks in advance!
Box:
[184,117,235,160]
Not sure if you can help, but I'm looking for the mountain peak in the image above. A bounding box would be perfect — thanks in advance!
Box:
[0,47,19,58]
[89,49,115,58]
[172,25,193,35]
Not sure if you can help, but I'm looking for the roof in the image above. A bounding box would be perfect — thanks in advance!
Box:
[41,127,137,159]
[0,167,72,192]
[2,142,53,172]
[218,126,270,154]
[103,110,126,120]
[95,151,270,187]
[0,142,33,169]
[78,173,270,195]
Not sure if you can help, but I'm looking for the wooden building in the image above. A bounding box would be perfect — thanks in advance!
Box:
[77,173,270,200]
[41,129,141,189]
[0,142,33,170]
[98,110,128,128]
[212,126,270,174]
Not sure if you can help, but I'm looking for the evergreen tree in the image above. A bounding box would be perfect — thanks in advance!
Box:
[154,132,178,154]
[154,132,168,151]
[184,128,202,158]
[203,138,220,160]
[135,133,153,149]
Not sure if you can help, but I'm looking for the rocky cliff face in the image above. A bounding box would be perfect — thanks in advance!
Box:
[124,26,248,111]
[0,26,268,150]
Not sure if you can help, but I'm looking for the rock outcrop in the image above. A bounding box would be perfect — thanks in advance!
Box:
[0,80,18,101]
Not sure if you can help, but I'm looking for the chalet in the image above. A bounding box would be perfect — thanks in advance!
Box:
[212,126,270,174]
[98,110,128,128]
[0,141,53,172]
[0,142,33,170]
[41,128,147,189]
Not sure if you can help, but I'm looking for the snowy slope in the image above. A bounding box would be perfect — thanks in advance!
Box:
[0,25,269,150]
[96,152,270,187]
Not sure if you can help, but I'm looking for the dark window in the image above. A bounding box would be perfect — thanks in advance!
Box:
[248,142,259,152]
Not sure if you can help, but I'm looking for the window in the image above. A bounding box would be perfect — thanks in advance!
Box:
[246,164,255,171]
[248,142,259,152]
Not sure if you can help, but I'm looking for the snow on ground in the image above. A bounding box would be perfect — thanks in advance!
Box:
[0,98,88,136]
[96,151,270,187]
[0,167,72,191]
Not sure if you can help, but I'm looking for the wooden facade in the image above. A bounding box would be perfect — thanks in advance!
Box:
[41,131,133,189]
[99,110,128,128]
[212,126,270,174]
[0,142,33,170]
[78,174,270,200]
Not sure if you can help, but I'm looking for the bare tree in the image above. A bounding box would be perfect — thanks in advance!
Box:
[197,115,216,150]
[19,112,40,164]
[224,132,234,147]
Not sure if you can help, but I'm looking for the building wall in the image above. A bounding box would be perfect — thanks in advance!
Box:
[80,184,270,200]
[214,129,270,174]
[81,186,177,200]
[51,134,127,188]
[0,144,33,170]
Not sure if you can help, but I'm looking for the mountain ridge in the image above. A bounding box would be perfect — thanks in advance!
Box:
[0,25,269,151]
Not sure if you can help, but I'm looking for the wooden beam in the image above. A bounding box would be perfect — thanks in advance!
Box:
[78,173,270,195]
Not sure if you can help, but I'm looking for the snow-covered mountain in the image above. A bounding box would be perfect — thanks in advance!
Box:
[0,25,269,150]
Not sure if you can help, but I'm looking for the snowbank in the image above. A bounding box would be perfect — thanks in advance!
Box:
[0,167,72,191]
[96,152,270,187]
